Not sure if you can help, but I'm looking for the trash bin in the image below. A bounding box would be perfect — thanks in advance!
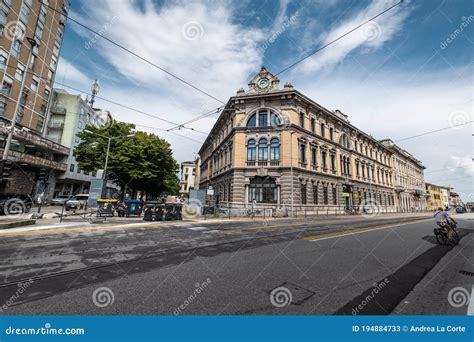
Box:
[164,203,182,220]
[124,199,144,217]
[143,203,155,221]
[97,198,119,217]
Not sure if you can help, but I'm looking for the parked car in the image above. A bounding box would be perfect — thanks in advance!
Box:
[0,194,33,215]
[50,195,71,206]
[65,194,89,211]
[455,206,466,214]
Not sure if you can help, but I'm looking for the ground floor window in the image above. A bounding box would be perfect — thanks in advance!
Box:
[313,183,318,204]
[248,177,277,203]
[301,182,307,204]
[323,185,328,204]
[332,186,337,205]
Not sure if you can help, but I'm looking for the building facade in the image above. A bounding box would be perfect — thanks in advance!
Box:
[425,183,444,210]
[179,161,195,197]
[45,88,111,199]
[196,67,396,211]
[380,139,426,211]
[0,0,69,198]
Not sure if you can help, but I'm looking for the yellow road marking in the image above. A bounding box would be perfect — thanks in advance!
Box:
[303,218,431,241]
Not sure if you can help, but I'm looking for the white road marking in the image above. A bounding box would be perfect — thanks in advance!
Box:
[0,223,78,234]
[467,285,474,316]
[187,226,208,231]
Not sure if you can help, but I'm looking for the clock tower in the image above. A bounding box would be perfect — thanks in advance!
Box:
[246,66,280,95]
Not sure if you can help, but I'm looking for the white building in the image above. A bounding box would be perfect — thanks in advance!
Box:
[45,89,112,199]
[179,161,195,196]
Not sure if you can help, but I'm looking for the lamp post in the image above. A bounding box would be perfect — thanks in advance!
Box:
[2,37,37,162]
[84,130,134,197]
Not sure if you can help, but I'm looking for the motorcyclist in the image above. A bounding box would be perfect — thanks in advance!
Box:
[434,207,457,240]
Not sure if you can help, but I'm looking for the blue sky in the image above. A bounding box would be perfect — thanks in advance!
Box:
[55,0,473,200]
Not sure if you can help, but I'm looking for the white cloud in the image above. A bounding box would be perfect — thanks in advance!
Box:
[56,57,91,87]
[298,0,411,73]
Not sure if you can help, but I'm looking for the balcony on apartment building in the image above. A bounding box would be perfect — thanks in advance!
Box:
[0,125,69,171]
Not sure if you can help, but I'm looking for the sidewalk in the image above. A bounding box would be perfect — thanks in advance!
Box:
[0,211,433,235]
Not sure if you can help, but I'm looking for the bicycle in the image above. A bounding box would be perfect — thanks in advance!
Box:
[434,220,459,246]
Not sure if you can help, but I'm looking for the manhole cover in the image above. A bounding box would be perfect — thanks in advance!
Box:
[267,282,316,305]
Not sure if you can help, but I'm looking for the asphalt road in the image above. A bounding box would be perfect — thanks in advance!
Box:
[0,213,472,315]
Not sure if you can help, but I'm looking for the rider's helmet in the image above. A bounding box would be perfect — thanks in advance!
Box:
[437,207,444,211]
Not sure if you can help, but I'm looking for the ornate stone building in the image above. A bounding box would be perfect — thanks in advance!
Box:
[380,139,426,211]
[196,67,396,211]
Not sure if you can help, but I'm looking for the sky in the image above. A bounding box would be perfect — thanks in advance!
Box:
[55,0,473,201]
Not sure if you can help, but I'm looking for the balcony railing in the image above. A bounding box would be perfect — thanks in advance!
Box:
[0,149,67,171]
[246,160,280,167]
[0,126,69,155]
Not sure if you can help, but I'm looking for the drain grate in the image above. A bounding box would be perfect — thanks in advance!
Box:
[267,282,316,305]
[460,270,474,277]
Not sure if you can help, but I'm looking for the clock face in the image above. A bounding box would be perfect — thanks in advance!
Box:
[258,78,269,89]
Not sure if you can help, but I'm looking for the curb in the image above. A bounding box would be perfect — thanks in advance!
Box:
[0,219,36,230]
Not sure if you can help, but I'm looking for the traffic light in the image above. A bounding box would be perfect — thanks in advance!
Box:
[0,160,13,180]
[38,168,48,182]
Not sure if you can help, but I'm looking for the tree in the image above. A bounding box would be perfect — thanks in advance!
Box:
[74,120,179,198]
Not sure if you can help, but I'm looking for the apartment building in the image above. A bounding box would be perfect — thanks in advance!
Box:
[45,88,111,199]
[0,0,69,198]
[179,160,195,197]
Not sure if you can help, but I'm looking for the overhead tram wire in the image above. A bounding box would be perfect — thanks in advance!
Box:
[167,0,404,130]
[394,121,473,143]
[44,2,226,105]
[6,61,207,133]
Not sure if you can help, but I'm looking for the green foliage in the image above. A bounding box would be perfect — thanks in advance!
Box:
[74,120,179,196]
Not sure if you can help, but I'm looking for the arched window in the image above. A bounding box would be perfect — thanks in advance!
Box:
[247,139,256,161]
[258,110,268,127]
[270,112,280,127]
[247,114,256,127]
[270,138,280,160]
[258,138,268,160]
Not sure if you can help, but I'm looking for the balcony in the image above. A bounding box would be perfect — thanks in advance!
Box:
[48,121,64,129]
[50,105,67,115]
[246,160,280,167]
[0,149,67,171]
[0,125,69,155]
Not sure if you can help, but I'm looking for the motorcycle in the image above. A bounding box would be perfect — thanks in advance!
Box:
[433,220,459,246]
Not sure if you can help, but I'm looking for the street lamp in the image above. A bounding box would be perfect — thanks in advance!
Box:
[84,130,134,197]
[2,37,37,162]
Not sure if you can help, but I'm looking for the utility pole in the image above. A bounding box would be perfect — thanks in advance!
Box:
[2,38,37,163]
[89,79,100,108]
